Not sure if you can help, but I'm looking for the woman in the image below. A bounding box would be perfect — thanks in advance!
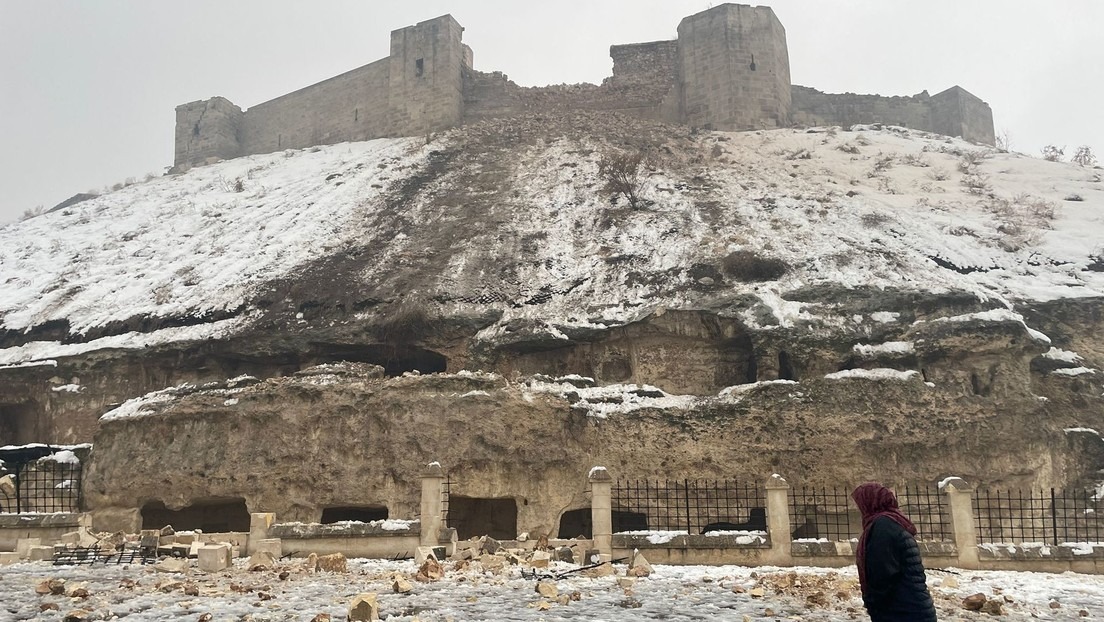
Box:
[851,482,937,622]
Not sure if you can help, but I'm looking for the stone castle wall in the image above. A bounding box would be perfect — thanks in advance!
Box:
[173,4,995,171]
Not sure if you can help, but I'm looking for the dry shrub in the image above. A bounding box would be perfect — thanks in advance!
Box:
[722,250,790,282]
[983,193,1058,251]
[597,150,647,209]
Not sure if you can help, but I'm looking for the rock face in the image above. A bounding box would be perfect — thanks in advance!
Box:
[3,116,1104,537]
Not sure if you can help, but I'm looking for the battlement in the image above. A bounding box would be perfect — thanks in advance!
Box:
[173,4,995,171]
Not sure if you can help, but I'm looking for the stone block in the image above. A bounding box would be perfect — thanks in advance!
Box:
[348,593,380,621]
[16,538,42,559]
[0,552,21,565]
[252,538,282,558]
[27,546,55,562]
[415,546,438,565]
[197,544,232,572]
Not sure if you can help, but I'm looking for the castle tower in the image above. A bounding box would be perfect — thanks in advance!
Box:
[387,15,466,136]
[173,97,243,171]
[676,4,791,130]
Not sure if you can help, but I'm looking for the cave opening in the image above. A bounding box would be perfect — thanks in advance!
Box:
[321,505,388,524]
[611,510,649,533]
[140,497,250,533]
[557,508,592,539]
[778,350,796,381]
[0,403,38,445]
[310,343,447,376]
[446,496,517,540]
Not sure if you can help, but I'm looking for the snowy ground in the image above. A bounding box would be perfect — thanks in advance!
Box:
[2,558,1103,621]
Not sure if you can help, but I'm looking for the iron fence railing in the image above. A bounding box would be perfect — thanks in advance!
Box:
[789,485,859,541]
[612,479,765,534]
[0,457,82,514]
[897,484,952,542]
[973,488,1104,545]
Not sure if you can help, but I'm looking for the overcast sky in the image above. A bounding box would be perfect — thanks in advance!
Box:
[1,1,1101,225]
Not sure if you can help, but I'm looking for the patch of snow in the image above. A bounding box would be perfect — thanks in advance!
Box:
[588,466,608,478]
[617,530,686,544]
[50,383,83,393]
[824,369,919,381]
[223,398,239,406]
[43,450,80,465]
[870,312,900,324]
[1051,367,1096,376]
[0,360,57,370]
[852,341,914,357]
[460,390,490,398]
[1043,348,1084,363]
[1064,427,1101,436]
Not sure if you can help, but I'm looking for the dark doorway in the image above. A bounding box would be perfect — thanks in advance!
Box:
[447,496,517,540]
[558,508,592,539]
[611,510,649,533]
[778,350,797,381]
[141,498,250,533]
[310,343,447,377]
[0,403,38,445]
[321,505,388,524]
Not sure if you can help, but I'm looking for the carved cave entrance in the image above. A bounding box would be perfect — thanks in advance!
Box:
[447,496,517,540]
[0,403,39,445]
[321,505,388,524]
[310,343,447,377]
[141,498,251,533]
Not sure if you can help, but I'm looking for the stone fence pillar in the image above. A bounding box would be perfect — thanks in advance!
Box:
[420,462,446,548]
[765,474,793,565]
[247,513,275,555]
[589,466,613,562]
[942,477,980,569]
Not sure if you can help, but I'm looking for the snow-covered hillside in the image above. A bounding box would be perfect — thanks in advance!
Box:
[1,116,1102,365]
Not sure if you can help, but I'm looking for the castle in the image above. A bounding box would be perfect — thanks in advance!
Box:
[176,4,995,174]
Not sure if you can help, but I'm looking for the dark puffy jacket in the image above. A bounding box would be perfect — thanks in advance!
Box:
[862,516,937,622]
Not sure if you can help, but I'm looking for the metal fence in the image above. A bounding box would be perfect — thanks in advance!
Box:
[612,479,766,534]
[789,485,859,541]
[0,458,82,514]
[789,484,951,542]
[973,488,1104,545]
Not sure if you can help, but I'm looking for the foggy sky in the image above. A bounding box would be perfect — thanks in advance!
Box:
[1,0,1101,225]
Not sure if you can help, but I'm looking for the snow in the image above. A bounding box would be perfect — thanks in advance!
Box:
[223,398,239,406]
[824,368,920,381]
[43,449,80,465]
[3,126,1102,364]
[0,359,57,370]
[459,390,490,398]
[2,559,1102,622]
[928,308,1052,344]
[588,466,608,478]
[1051,366,1096,376]
[526,378,697,418]
[99,384,195,422]
[1043,347,1084,364]
[1064,427,1101,436]
[852,341,915,357]
[50,383,83,393]
[617,530,685,544]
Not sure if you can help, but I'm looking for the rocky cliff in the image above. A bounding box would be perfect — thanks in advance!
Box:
[2,113,1103,531]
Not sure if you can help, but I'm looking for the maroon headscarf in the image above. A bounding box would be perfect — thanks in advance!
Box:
[852,482,917,594]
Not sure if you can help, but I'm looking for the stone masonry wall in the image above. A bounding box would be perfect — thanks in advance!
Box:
[676,4,791,131]
[792,85,996,146]
[173,4,995,168]
[240,59,390,156]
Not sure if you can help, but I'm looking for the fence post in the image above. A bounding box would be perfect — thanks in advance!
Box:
[420,462,446,548]
[589,466,613,562]
[942,478,979,569]
[765,474,793,565]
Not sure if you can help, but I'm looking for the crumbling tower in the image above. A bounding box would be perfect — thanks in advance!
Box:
[676,4,791,130]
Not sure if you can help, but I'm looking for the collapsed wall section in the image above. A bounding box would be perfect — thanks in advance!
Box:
[792,85,995,146]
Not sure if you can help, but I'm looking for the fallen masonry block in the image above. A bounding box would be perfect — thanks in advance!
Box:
[16,538,41,559]
[0,552,21,565]
[197,544,232,572]
[27,546,55,562]
[249,550,277,571]
[348,593,380,621]
[252,538,282,558]
[316,553,348,573]
[415,546,438,565]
